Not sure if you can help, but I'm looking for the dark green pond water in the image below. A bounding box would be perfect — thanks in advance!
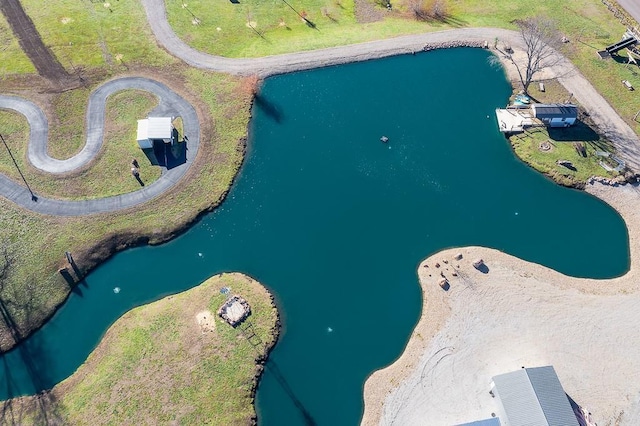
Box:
[0,48,629,425]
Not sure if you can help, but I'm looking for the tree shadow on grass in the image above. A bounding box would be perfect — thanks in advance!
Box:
[412,11,466,27]
[0,248,66,424]
[0,296,66,425]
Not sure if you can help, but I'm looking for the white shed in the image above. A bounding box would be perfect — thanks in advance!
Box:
[136,117,174,149]
[531,104,578,128]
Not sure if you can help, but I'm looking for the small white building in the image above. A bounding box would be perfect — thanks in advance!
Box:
[136,116,175,149]
[530,104,578,128]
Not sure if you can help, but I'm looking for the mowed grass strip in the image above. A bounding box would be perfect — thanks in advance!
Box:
[165,0,433,57]
[507,79,618,187]
[0,69,252,351]
[166,0,640,134]
[0,89,161,200]
[0,12,34,74]
[510,128,615,187]
[6,273,279,425]
[0,0,177,75]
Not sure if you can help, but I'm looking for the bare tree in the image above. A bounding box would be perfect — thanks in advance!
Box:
[507,17,562,95]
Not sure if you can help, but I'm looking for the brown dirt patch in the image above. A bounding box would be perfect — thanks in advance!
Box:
[0,0,79,90]
[355,0,385,23]
[195,310,215,332]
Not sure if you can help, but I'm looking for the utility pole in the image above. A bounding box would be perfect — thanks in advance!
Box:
[0,133,37,201]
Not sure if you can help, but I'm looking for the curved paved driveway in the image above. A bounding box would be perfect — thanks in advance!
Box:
[142,0,640,171]
[0,77,199,215]
[2,1,639,215]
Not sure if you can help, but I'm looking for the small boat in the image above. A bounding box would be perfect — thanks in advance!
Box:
[514,94,530,104]
[380,136,389,143]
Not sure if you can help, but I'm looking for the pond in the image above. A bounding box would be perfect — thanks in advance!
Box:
[0,48,629,425]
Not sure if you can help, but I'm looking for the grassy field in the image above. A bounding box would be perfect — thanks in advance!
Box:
[164,0,640,133]
[0,89,162,200]
[0,0,636,389]
[23,0,177,71]
[3,273,279,425]
[0,68,253,351]
[510,126,617,187]
[506,79,619,187]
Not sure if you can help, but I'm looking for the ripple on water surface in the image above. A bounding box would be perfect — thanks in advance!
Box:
[0,49,628,426]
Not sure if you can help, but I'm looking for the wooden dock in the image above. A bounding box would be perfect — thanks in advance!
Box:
[495,107,534,133]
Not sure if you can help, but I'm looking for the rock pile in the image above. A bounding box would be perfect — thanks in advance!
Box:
[218,295,251,327]
[588,173,638,187]
[423,41,484,52]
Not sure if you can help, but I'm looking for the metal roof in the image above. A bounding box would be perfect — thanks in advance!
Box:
[146,116,173,139]
[136,119,149,141]
[492,366,579,426]
[531,104,578,120]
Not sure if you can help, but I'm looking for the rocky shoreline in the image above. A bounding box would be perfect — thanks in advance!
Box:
[422,40,485,51]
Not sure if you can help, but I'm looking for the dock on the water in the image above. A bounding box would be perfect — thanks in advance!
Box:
[495,107,534,133]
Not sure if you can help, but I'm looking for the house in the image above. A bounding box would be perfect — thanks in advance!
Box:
[490,366,580,426]
[136,116,176,149]
[530,104,578,128]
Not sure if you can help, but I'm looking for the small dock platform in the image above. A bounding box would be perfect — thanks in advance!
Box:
[495,107,534,133]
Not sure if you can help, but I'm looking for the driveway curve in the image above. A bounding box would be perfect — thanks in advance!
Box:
[0,77,199,216]
[142,0,640,171]
[2,1,639,215]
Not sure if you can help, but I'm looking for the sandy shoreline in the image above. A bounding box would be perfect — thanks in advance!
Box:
[361,181,640,425]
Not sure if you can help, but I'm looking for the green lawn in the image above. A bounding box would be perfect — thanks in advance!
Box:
[5,273,278,425]
[0,89,162,200]
[164,0,640,136]
[511,126,617,187]
[0,69,252,351]
[507,79,618,187]
[26,0,177,69]
[0,0,636,370]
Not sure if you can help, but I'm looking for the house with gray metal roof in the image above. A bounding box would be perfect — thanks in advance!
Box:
[490,366,579,426]
[531,104,578,128]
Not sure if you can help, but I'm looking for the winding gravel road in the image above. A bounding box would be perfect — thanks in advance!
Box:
[1,0,638,215]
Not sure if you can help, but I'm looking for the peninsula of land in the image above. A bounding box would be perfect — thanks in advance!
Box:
[362,181,640,425]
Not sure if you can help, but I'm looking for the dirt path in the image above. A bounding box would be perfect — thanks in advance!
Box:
[0,0,76,88]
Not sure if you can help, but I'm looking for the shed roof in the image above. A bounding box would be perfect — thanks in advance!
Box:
[146,117,173,139]
[531,104,578,120]
[136,119,149,141]
[492,366,579,426]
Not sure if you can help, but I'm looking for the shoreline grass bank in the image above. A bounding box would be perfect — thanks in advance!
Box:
[1,273,280,425]
[0,66,256,353]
